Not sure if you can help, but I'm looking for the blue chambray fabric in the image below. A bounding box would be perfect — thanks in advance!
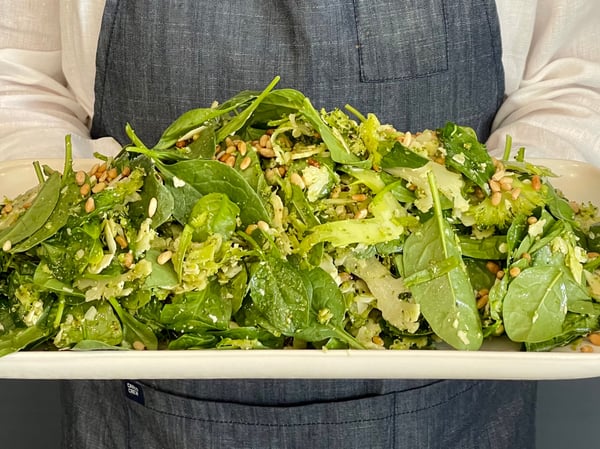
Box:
[63,1,538,448]
[91,0,504,145]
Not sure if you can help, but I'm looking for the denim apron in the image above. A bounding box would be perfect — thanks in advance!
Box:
[62,1,537,448]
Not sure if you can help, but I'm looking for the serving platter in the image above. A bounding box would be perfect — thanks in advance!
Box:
[0,157,598,380]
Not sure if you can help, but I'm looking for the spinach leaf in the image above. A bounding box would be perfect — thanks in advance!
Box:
[503,266,589,343]
[157,160,270,227]
[108,297,158,350]
[247,256,310,336]
[294,267,364,348]
[380,141,429,169]
[402,172,482,350]
[438,122,495,192]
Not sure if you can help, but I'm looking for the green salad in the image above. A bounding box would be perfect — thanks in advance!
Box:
[1,76,599,356]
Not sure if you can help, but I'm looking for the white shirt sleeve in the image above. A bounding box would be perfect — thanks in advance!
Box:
[488,0,600,164]
[0,0,119,160]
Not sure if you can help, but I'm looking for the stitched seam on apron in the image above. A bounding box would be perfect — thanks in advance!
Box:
[135,381,481,426]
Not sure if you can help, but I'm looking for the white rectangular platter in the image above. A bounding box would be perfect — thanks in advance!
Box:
[0,158,598,380]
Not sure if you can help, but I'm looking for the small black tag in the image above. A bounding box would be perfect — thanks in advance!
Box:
[124,381,145,406]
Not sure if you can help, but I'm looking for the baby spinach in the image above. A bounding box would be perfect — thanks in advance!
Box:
[402,172,482,350]
[247,256,310,336]
[503,266,590,343]
[438,122,495,192]
[157,159,270,226]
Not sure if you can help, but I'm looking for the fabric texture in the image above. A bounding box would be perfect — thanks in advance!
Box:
[91,0,504,146]
[61,379,537,449]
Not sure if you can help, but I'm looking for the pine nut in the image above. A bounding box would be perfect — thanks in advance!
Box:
[489,179,501,192]
[2,240,11,252]
[148,197,158,218]
[107,167,118,180]
[580,345,594,353]
[257,146,276,158]
[157,250,173,265]
[509,266,521,277]
[85,197,95,213]
[75,170,86,186]
[259,134,270,148]
[354,208,368,219]
[92,182,106,194]
[511,187,521,200]
[588,333,600,346]
[80,183,91,196]
[132,340,146,351]
[115,235,128,249]
[2,203,12,214]
[121,166,131,177]
[352,193,368,202]
[237,140,247,156]
[486,261,500,274]
[123,252,134,268]
[491,191,502,206]
[290,172,305,189]
[224,154,236,167]
[257,220,270,232]
[239,156,252,171]
[531,175,542,191]
[476,294,489,309]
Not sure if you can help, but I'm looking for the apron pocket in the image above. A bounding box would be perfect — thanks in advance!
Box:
[124,380,396,449]
[353,0,448,81]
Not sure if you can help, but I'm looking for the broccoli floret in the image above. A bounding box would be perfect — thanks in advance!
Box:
[467,177,547,229]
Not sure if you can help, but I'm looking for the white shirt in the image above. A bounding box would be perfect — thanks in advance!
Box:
[1,0,599,163]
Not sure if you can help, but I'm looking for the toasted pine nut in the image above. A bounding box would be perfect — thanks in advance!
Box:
[511,187,521,200]
[148,197,158,218]
[80,183,91,196]
[289,172,305,189]
[237,140,247,156]
[489,179,501,192]
[531,175,542,191]
[588,333,600,346]
[509,266,521,277]
[115,235,128,249]
[527,216,538,225]
[85,197,95,213]
[476,294,489,309]
[371,335,385,346]
[239,156,252,171]
[132,340,146,351]
[354,208,368,219]
[486,261,500,274]
[75,171,86,186]
[580,344,594,353]
[491,191,502,206]
[157,250,173,265]
[92,182,106,194]
[88,164,99,176]
[259,134,270,148]
[245,224,258,234]
[352,193,368,202]
[123,252,134,268]
[257,146,276,158]
[121,166,131,177]
[224,154,236,167]
[107,167,118,180]
[2,203,12,214]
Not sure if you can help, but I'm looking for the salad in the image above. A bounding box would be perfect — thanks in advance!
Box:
[0,76,599,357]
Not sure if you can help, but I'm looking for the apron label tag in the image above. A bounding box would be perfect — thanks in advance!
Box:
[124,381,145,406]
